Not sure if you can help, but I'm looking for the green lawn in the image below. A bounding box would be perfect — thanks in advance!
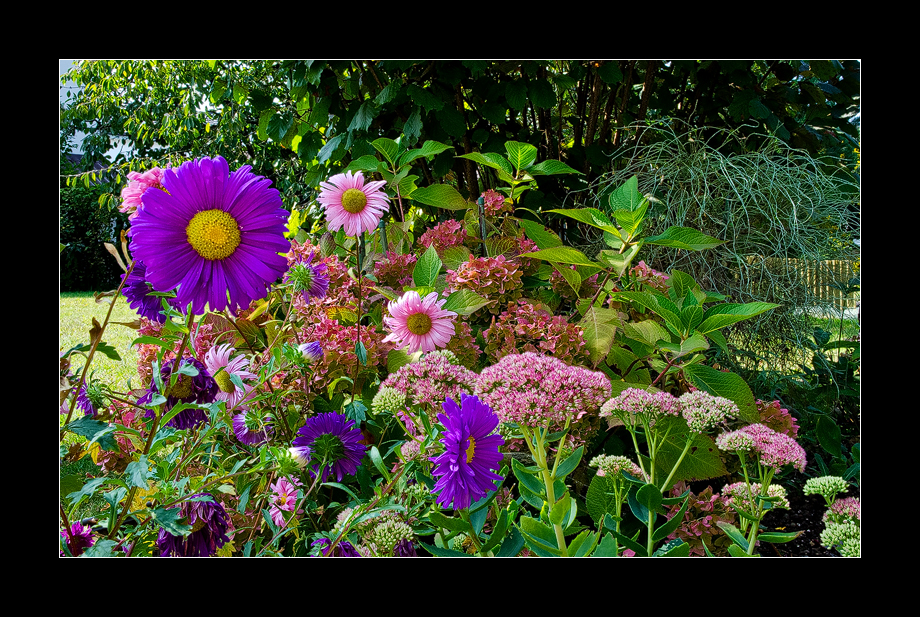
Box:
[60,291,142,392]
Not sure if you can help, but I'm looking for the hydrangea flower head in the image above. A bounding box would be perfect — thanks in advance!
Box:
[157,493,231,557]
[128,156,290,314]
[480,188,510,216]
[383,291,457,354]
[430,393,505,510]
[119,166,166,219]
[291,413,367,483]
[204,343,257,409]
[418,219,467,253]
[285,250,329,303]
[140,357,218,430]
[318,170,389,237]
[373,251,417,289]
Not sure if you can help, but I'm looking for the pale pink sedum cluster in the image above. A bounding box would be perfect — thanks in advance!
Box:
[589,454,644,480]
[476,352,611,449]
[379,351,477,423]
[824,496,860,524]
[678,390,738,433]
[721,481,790,511]
[600,387,680,429]
[717,423,807,472]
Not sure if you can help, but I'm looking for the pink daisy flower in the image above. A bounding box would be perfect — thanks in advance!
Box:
[204,343,257,409]
[383,291,457,354]
[317,170,390,237]
[269,476,303,528]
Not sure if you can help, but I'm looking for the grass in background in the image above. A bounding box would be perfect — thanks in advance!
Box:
[60,291,142,392]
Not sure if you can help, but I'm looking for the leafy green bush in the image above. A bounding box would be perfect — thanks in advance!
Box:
[60,181,129,292]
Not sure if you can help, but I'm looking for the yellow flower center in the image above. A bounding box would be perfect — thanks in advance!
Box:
[406,312,433,335]
[186,209,241,260]
[341,188,367,214]
[214,370,236,394]
[466,436,476,464]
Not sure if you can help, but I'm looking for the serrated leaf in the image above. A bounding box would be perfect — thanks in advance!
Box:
[125,455,151,489]
[440,245,472,272]
[519,219,562,249]
[442,289,490,316]
[412,245,442,288]
[410,184,471,210]
[608,175,642,212]
[817,415,843,458]
[521,246,602,270]
[644,226,724,251]
[578,306,619,366]
[681,364,758,422]
[399,140,453,166]
[696,302,780,334]
[505,141,538,171]
[528,159,581,175]
[548,208,620,236]
[586,475,621,527]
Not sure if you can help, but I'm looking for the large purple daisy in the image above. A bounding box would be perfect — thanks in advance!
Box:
[140,357,218,430]
[156,493,231,557]
[291,413,367,483]
[429,393,505,510]
[121,259,181,323]
[127,156,290,314]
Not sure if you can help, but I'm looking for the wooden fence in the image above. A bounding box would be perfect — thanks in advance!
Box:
[743,257,860,309]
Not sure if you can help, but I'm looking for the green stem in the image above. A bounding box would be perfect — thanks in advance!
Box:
[661,433,695,493]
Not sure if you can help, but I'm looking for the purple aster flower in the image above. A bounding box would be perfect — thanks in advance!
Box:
[232,405,273,446]
[312,537,362,557]
[140,358,218,430]
[298,341,323,364]
[157,493,231,557]
[76,384,97,418]
[127,156,290,314]
[285,251,329,303]
[121,259,181,323]
[429,393,505,511]
[393,538,418,557]
[60,521,95,556]
[291,413,368,483]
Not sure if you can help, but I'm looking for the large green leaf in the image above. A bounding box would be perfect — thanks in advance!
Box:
[578,306,619,365]
[547,208,621,237]
[654,417,727,487]
[505,141,538,171]
[520,246,602,270]
[696,302,780,334]
[528,159,582,176]
[681,364,758,422]
[371,137,401,166]
[519,219,562,249]
[457,152,514,176]
[441,289,490,316]
[644,226,724,251]
[608,175,642,212]
[410,184,471,210]
[412,245,442,288]
[399,140,453,166]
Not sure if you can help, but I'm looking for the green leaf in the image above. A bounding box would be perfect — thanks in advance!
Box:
[429,510,471,533]
[608,175,642,212]
[528,159,581,176]
[82,539,119,557]
[696,302,780,334]
[644,226,724,251]
[368,446,390,482]
[652,496,690,542]
[586,475,622,527]
[654,417,728,486]
[354,341,367,366]
[419,541,474,557]
[151,506,192,537]
[681,364,759,422]
[440,245,472,272]
[548,493,572,526]
[457,152,514,177]
[410,184,471,210]
[66,416,118,452]
[578,306,619,366]
[505,141,538,171]
[636,482,662,512]
[512,457,545,497]
[603,515,647,556]
[520,246,602,270]
[655,539,691,556]
[125,455,151,489]
[817,415,844,458]
[757,530,804,543]
[548,207,620,236]
[344,399,367,423]
[569,529,598,557]
[716,521,749,549]
[399,140,453,166]
[318,134,345,164]
[554,446,584,480]
[412,245,442,288]
[518,516,561,555]
[495,526,525,557]
[442,289,490,316]
[519,219,562,249]
[66,477,109,505]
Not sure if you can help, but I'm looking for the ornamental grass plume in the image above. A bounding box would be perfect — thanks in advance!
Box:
[157,493,232,557]
[128,155,290,314]
[476,352,611,451]
[291,413,367,483]
[382,291,457,354]
[318,170,389,237]
[429,393,505,510]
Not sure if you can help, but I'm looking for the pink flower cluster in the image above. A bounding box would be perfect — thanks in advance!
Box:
[379,351,478,423]
[119,167,167,219]
[476,352,611,449]
[678,390,738,433]
[418,219,467,254]
[717,423,807,472]
[629,260,670,293]
[482,299,589,367]
[600,388,681,429]
[445,254,523,318]
[480,189,510,216]
[721,481,790,511]
[824,496,860,524]
[373,251,417,289]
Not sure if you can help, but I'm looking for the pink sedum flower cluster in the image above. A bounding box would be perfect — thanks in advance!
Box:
[600,388,681,429]
[476,352,611,450]
[379,350,478,424]
[717,423,807,472]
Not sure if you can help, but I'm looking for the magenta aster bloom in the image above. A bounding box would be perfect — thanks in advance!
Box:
[429,393,505,510]
[232,405,273,446]
[285,251,329,303]
[121,259,181,323]
[204,343,257,409]
[382,291,457,354]
[140,357,218,430]
[157,493,231,557]
[269,476,303,527]
[317,170,389,237]
[60,521,95,556]
[128,156,290,314]
[291,413,368,483]
[312,537,362,557]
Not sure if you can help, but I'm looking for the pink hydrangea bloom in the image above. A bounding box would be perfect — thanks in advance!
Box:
[482,299,589,367]
[480,189,510,216]
[445,254,523,319]
[374,251,417,289]
[418,219,467,253]
[119,167,167,219]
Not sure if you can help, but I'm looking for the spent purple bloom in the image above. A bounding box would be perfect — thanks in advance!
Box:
[156,493,231,557]
[291,413,367,483]
[140,358,218,430]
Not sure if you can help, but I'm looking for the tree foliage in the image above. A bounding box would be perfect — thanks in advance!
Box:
[60,60,860,216]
